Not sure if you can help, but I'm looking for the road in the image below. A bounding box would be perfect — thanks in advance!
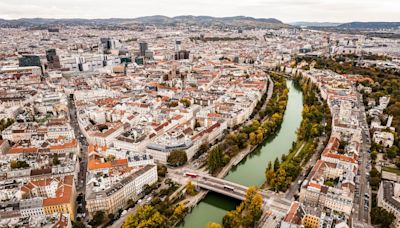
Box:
[68,96,89,218]
[355,93,371,225]
[109,201,145,228]
[256,75,274,122]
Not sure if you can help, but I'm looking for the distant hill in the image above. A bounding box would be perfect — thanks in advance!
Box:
[0,16,289,28]
[337,22,400,29]
[291,22,342,27]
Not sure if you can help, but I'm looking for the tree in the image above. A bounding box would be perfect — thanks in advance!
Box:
[223,186,263,228]
[127,199,135,208]
[123,205,168,228]
[208,146,224,173]
[167,150,187,167]
[370,150,378,161]
[194,143,209,159]
[371,207,395,227]
[10,160,29,169]
[207,222,222,228]
[387,145,399,159]
[369,166,381,190]
[186,181,197,196]
[274,167,289,192]
[273,158,280,171]
[173,203,186,217]
[223,154,231,165]
[168,101,179,108]
[157,164,167,177]
[249,132,257,145]
[265,169,275,186]
[267,161,272,171]
[53,154,60,165]
[180,98,191,108]
[386,147,397,159]
[72,221,86,228]
[0,118,14,131]
[108,213,115,221]
[236,133,248,149]
[143,184,153,195]
[89,211,105,227]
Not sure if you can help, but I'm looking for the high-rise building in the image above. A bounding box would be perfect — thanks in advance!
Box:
[46,49,61,69]
[19,55,41,68]
[100,38,120,51]
[175,40,182,52]
[135,56,144,65]
[48,28,59,33]
[174,50,190,60]
[139,42,148,56]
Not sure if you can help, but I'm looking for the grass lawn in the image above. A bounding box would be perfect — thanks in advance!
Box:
[282,140,304,164]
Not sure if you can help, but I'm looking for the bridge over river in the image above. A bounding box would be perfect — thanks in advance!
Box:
[171,170,292,217]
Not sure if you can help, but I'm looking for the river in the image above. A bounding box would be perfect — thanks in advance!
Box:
[180,80,304,228]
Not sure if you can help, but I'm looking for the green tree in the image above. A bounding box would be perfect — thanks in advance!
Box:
[208,146,224,173]
[157,164,167,177]
[370,150,378,161]
[53,154,60,165]
[273,158,280,171]
[194,143,209,159]
[387,145,399,159]
[167,150,187,167]
[267,161,272,171]
[369,166,381,190]
[223,154,231,165]
[72,221,86,228]
[10,160,29,169]
[108,213,115,221]
[143,184,154,195]
[89,211,105,227]
[386,147,397,159]
[371,207,395,227]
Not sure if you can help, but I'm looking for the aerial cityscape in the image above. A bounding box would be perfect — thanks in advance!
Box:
[0,1,400,228]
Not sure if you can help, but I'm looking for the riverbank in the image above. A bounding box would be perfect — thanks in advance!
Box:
[264,74,331,193]
[181,79,304,227]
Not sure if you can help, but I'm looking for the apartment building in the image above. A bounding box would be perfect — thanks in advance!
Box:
[86,164,157,218]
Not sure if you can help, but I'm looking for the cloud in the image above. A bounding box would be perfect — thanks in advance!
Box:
[0,0,399,22]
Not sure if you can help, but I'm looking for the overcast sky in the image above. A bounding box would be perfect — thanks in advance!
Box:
[0,0,399,23]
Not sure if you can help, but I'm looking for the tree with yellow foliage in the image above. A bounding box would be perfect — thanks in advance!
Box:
[223,186,263,228]
[186,181,197,196]
[122,205,168,228]
[207,222,222,228]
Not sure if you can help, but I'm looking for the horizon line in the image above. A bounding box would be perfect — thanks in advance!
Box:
[0,15,399,24]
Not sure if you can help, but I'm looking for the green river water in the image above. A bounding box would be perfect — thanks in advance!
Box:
[180,80,304,228]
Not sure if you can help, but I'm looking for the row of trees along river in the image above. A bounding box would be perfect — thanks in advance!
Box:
[180,77,304,228]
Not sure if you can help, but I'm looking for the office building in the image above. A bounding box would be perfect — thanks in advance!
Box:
[46,49,61,69]
[19,55,41,68]
[139,42,148,56]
